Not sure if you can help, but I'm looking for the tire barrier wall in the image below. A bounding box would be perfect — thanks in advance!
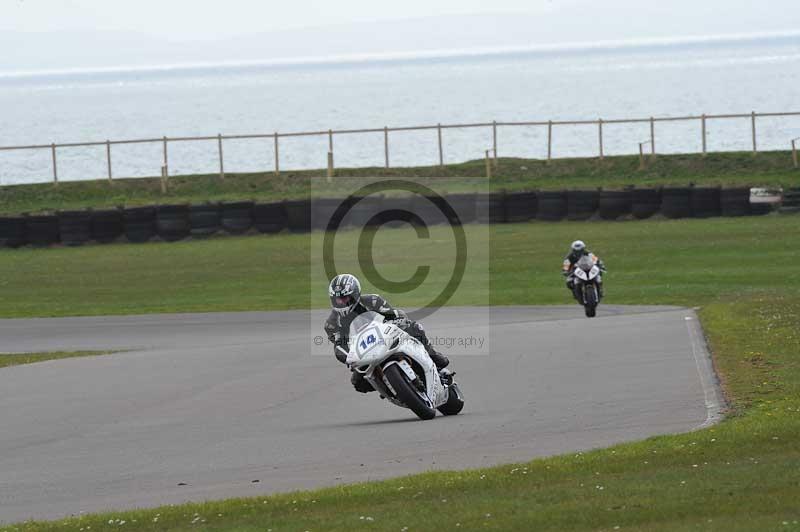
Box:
[25,215,60,246]
[91,209,124,243]
[156,204,190,242]
[661,188,693,219]
[567,190,599,221]
[221,201,254,234]
[691,188,722,219]
[0,216,27,248]
[721,188,752,217]
[504,191,537,223]
[632,188,662,219]
[537,191,567,221]
[189,203,221,238]
[285,199,312,233]
[253,202,287,234]
[124,206,156,243]
[58,211,93,246]
[0,188,782,248]
[598,190,632,220]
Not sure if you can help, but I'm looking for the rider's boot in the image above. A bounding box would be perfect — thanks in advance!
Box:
[407,320,450,370]
[351,371,375,393]
[426,345,450,370]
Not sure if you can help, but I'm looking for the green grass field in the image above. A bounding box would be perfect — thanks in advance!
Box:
[0,215,792,318]
[0,351,112,369]
[1,215,798,530]
[1,150,797,215]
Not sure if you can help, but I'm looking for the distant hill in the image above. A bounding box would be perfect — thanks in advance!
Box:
[2,7,798,74]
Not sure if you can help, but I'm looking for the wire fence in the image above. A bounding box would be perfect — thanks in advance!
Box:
[1,110,799,186]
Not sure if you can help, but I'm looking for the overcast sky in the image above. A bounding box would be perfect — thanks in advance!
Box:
[4,0,567,37]
[3,0,798,38]
[2,0,799,72]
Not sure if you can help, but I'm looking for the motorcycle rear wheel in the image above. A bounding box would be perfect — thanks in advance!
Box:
[384,364,437,420]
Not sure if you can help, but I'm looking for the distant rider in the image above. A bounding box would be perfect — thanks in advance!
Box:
[562,240,606,300]
[324,274,450,394]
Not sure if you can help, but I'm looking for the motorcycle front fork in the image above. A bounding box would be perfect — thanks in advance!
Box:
[573,282,602,303]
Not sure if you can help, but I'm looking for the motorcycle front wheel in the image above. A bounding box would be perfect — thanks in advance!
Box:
[584,284,598,318]
[384,364,437,420]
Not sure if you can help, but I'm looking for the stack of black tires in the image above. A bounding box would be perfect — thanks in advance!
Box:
[0,186,782,249]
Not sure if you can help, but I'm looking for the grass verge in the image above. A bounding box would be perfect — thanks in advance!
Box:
[0,351,112,369]
[0,150,797,215]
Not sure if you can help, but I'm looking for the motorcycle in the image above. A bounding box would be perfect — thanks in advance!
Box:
[572,254,603,318]
[345,311,464,420]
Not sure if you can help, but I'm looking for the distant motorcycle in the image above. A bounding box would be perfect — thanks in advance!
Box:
[572,255,603,318]
[345,311,464,420]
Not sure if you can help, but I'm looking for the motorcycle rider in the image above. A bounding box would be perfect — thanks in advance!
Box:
[562,240,606,300]
[324,273,450,394]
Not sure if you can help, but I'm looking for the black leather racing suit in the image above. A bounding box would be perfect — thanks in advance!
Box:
[324,294,447,393]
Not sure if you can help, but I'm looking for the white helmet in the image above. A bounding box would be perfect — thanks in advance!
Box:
[571,240,586,253]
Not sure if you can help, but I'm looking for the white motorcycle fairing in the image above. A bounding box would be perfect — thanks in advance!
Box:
[574,264,601,282]
[346,312,449,410]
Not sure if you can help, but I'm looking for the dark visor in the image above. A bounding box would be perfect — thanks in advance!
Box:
[334,295,353,307]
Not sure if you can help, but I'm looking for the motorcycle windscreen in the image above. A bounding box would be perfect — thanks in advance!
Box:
[576,256,595,272]
[349,311,385,339]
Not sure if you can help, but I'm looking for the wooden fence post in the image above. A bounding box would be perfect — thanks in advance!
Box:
[217,133,225,180]
[437,123,444,167]
[162,136,168,176]
[701,114,707,156]
[547,120,553,164]
[327,152,334,182]
[638,143,646,170]
[160,166,168,194]
[751,111,758,154]
[106,140,113,182]
[598,118,604,160]
[792,139,798,169]
[492,120,498,167]
[384,127,390,169]
[328,129,334,168]
[650,117,656,156]
[274,133,280,176]
[51,143,58,186]
[485,150,493,179]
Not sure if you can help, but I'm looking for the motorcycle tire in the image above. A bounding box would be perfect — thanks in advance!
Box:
[438,383,465,416]
[584,285,598,318]
[384,364,437,420]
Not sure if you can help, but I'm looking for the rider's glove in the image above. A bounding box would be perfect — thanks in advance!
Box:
[334,346,348,365]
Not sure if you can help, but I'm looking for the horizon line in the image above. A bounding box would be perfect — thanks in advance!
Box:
[1,28,799,80]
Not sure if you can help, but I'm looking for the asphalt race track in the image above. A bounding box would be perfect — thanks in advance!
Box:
[0,306,723,523]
